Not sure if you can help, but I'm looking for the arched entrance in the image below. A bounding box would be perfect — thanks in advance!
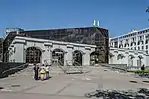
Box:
[52,49,65,66]
[128,55,135,66]
[26,47,42,63]
[73,50,83,66]
[90,51,99,65]
[117,54,125,64]
[117,54,124,60]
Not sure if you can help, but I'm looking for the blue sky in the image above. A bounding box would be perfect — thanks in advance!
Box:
[0,0,149,37]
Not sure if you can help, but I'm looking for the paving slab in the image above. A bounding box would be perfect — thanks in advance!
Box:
[25,79,71,94]
[0,92,88,99]
[58,82,97,96]
[1,66,149,99]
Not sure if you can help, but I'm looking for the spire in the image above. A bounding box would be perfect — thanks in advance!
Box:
[97,20,100,27]
[93,20,96,26]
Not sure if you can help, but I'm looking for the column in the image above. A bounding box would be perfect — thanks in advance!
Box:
[126,54,129,66]
[145,55,149,66]
[65,48,73,66]
[82,51,90,66]
[13,40,26,63]
[133,56,138,67]
[112,52,117,64]
[42,46,52,65]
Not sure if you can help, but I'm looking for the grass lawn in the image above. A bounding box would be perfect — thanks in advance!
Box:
[128,69,149,73]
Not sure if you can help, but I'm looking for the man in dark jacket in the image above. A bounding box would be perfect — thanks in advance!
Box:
[141,65,145,71]
[34,64,39,80]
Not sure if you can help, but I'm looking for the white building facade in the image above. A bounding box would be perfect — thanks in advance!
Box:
[109,28,149,68]
[110,28,149,53]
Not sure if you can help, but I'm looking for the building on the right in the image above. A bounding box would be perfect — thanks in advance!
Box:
[109,28,149,53]
[109,28,149,68]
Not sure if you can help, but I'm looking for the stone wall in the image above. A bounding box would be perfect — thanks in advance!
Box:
[0,62,27,78]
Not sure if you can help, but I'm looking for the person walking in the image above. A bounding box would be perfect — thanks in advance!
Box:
[33,64,39,80]
[141,64,145,71]
[45,65,50,80]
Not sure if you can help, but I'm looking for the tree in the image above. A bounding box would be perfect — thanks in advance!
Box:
[146,6,149,12]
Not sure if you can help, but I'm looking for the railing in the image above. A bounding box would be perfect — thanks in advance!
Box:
[65,60,83,74]
[101,64,127,71]
[50,59,83,74]
[73,61,81,66]
[57,60,67,73]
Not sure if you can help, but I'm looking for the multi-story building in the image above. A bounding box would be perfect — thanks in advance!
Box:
[109,28,149,68]
[110,28,149,54]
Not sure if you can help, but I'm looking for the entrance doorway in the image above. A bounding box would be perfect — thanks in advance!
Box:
[73,50,82,66]
[52,49,65,66]
[26,47,42,63]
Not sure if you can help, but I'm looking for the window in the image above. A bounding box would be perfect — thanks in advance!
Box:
[130,43,133,46]
[146,40,148,44]
[138,41,140,45]
[142,41,144,44]
[134,47,136,50]
[124,44,127,47]
[146,45,148,49]
[138,47,140,50]
[14,47,16,53]
[142,46,144,50]
[132,38,135,41]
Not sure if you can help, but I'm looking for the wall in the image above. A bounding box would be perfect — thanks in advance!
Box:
[8,36,96,66]
[109,47,148,68]
[0,62,26,78]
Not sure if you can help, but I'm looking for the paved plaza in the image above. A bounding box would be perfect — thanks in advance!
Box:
[0,66,149,99]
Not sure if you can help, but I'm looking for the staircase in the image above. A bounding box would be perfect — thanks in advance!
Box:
[49,59,66,74]
[43,59,91,74]
[49,59,84,74]
[65,61,83,74]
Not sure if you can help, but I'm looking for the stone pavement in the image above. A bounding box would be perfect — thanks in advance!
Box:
[0,66,149,99]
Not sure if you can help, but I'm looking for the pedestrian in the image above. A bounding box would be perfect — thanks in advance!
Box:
[141,64,145,71]
[40,64,46,81]
[33,64,39,80]
[45,65,50,80]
